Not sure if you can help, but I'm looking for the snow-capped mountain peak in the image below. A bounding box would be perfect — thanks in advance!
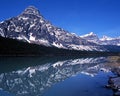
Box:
[80,32,99,44]
[80,32,97,38]
[22,6,41,16]
[89,32,96,36]
[100,35,114,41]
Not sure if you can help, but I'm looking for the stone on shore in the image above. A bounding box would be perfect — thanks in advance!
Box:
[107,68,120,96]
[109,77,120,89]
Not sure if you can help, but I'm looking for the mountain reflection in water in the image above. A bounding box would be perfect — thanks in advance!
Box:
[0,56,117,96]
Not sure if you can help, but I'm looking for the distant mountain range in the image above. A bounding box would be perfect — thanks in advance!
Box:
[80,32,120,46]
[0,6,120,55]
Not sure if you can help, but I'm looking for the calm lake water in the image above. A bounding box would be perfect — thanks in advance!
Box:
[0,56,119,96]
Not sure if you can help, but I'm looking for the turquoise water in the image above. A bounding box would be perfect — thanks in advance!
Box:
[0,56,114,96]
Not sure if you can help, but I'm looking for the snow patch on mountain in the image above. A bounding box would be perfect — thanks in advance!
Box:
[0,28,4,37]
[52,42,65,48]
[29,33,36,41]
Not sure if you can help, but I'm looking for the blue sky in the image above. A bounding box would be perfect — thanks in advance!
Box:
[0,0,120,38]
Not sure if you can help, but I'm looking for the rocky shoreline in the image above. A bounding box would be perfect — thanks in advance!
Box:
[106,68,120,96]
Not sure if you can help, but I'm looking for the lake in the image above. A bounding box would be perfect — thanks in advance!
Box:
[0,56,119,96]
